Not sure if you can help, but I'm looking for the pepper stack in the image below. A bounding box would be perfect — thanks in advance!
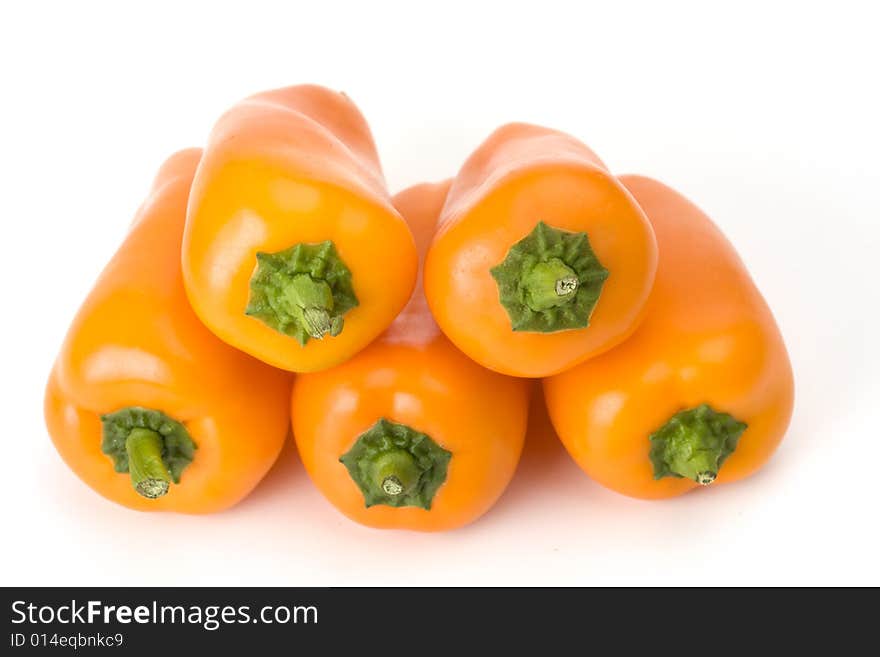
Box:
[45,84,794,529]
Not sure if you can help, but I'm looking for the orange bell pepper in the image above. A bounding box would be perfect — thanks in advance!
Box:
[292,181,529,531]
[45,150,291,513]
[182,84,417,373]
[543,176,794,499]
[424,123,658,377]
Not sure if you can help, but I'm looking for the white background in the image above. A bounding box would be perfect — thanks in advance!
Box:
[1,0,878,586]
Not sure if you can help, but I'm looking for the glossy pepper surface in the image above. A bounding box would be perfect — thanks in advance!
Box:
[292,181,529,531]
[183,84,417,372]
[424,123,658,377]
[45,150,292,513]
[543,176,794,499]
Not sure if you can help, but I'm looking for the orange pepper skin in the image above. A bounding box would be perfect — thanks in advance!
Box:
[182,85,417,373]
[292,181,529,531]
[424,123,658,377]
[45,150,292,513]
[543,176,794,500]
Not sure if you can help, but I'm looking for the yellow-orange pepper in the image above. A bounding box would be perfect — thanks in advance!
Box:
[292,181,529,531]
[425,123,658,377]
[544,176,794,499]
[45,150,291,513]
[183,84,417,373]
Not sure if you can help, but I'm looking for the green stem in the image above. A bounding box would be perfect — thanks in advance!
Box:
[287,274,337,339]
[649,404,748,484]
[339,419,451,509]
[521,258,579,311]
[246,241,358,346]
[125,428,171,499]
[101,406,196,499]
[370,449,421,497]
[490,221,609,333]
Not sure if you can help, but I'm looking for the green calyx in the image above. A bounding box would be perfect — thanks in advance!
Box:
[490,221,609,333]
[649,404,747,485]
[245,240,358,346]
[101,407,197,499]
[339,419,451,510]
